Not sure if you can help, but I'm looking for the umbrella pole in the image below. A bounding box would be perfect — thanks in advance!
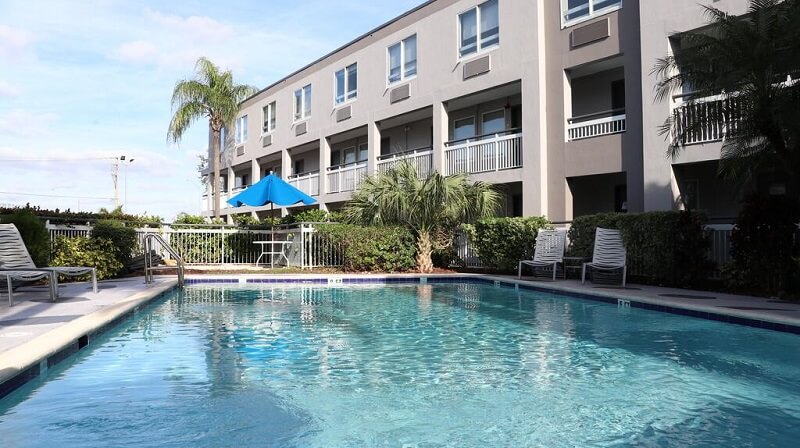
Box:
[271,203,275,269]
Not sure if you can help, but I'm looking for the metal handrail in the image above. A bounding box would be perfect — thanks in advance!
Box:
[377,145,433,161]
[444,127,522,147]
[143,233,185,286]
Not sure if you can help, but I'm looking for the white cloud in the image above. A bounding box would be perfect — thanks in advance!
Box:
[0,24,35,59]
[0,80,20,97]
[144,9,233,42]
[0,109,58,136]
[115,40,159,64]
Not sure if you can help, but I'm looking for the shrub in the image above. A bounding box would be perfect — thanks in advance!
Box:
[724,194,800,297]
[51,236,123,280]
[174,213,207,225]
[462,216,551,272]
[91,220,137,270]
[1,210,50,266]
[281,209,337,224]
[316,224,416,272]
[232,214,261,226]
[567,211,712,286]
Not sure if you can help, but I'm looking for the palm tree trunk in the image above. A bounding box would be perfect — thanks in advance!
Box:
[416,230,434,273]
[211,126,221,219]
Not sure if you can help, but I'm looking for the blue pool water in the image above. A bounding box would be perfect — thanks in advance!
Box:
[1,283,799,447]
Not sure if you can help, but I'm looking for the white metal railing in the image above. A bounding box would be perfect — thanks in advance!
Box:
[567,114,626,141]
[377,147,433,179]
[46,222,344,268]
[444,133,522,175]
[327,162,367,194]
[672,94,740,145]
[288,171,320,196]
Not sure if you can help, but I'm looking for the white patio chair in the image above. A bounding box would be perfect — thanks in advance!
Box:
[518,229,566,281]
[581,227,627,287]
[0,223,97,305]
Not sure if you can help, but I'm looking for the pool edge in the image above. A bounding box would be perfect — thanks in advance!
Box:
[0,279,178,400]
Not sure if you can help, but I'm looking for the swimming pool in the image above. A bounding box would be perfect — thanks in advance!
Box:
[1,281,798,447]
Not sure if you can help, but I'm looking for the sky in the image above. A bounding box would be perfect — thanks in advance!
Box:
[0,0,423,220]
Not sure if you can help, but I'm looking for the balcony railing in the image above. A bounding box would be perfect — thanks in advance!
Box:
[444,131,522,176]
[567,109,626,141]
[288,171,320,197]
[672,94,741,146]
[377,146,433,179]
[327,162,367,194]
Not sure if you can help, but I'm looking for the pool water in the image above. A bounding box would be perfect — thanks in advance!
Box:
[1,283,799,447]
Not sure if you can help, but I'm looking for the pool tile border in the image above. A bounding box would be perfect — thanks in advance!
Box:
[185,275,800,334]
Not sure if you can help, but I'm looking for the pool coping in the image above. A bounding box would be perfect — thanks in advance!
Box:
[2,273,799,401]
[0,279,178,400]
[184,273,800,334]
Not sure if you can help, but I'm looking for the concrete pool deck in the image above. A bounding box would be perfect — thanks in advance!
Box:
[1,273,799,398]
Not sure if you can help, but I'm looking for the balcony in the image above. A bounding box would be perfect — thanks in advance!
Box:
[288,171,320,197]
[672,94,740,146]
[444,130,522,176]
[566,109,626,141]
[327,162,367,194]
[377,146,433,179]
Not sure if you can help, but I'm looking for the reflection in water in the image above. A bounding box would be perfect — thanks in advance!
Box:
[1,283,797,447]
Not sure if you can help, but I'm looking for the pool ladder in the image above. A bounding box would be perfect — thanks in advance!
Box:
[143,233,185,286]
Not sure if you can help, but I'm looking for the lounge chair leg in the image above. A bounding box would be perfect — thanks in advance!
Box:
[7,276,13,306]
[622,267,627,288]
[51,272,59,301]
[91,269,98,294]
[581,264,587,284]
[518,262,522,279]
[552,263,557,281]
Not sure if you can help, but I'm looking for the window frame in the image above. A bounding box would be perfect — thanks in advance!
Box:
[457,0,500,60]
[234,115,248,146]
[334,63,358,106]
[294,84,312,122]
[386,34,418,87]
[561,0,623,29]
[261,101,276,135]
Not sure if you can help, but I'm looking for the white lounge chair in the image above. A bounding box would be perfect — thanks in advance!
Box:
[0,223,97,305]
[581,227,627,287]
[518,229,566,281]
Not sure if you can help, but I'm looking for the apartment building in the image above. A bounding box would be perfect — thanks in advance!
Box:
[200,0,751,222]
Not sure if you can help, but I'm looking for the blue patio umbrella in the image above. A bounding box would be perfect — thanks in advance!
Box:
[227,174,317,265]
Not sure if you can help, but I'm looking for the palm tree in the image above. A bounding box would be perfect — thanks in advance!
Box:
[167,57,257,218]
[343,162,500,273]
[653,0,800,192]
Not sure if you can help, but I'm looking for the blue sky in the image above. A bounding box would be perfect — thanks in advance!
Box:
[0,0,423,220]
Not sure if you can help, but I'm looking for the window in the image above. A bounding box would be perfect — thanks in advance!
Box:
[234,115,247,145]
[481,110,506,135]
[294,84,312,121]
[561,0,622,26]
[611,80,625,111]
[220,127,226,150]
[332,144,368,167]
[387,35,417,84]
[453,117,476,141]
[459,0,499,58]
[335,63,358,105]
[262,101,276,134]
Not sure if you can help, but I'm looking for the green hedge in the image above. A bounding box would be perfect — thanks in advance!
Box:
[1,210,49,267]
[316,224,416,272]
[567,211,711,286]
[51,236,123,280]
[723,194,800,298]
[462,216,551,272]
[91,220,137,270]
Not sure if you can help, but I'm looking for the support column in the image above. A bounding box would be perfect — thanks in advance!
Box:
[279,150,291,219]
[432,100,448,175]
[250,159,260,218]
[366,121,381,176]
[320,137,331,196]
